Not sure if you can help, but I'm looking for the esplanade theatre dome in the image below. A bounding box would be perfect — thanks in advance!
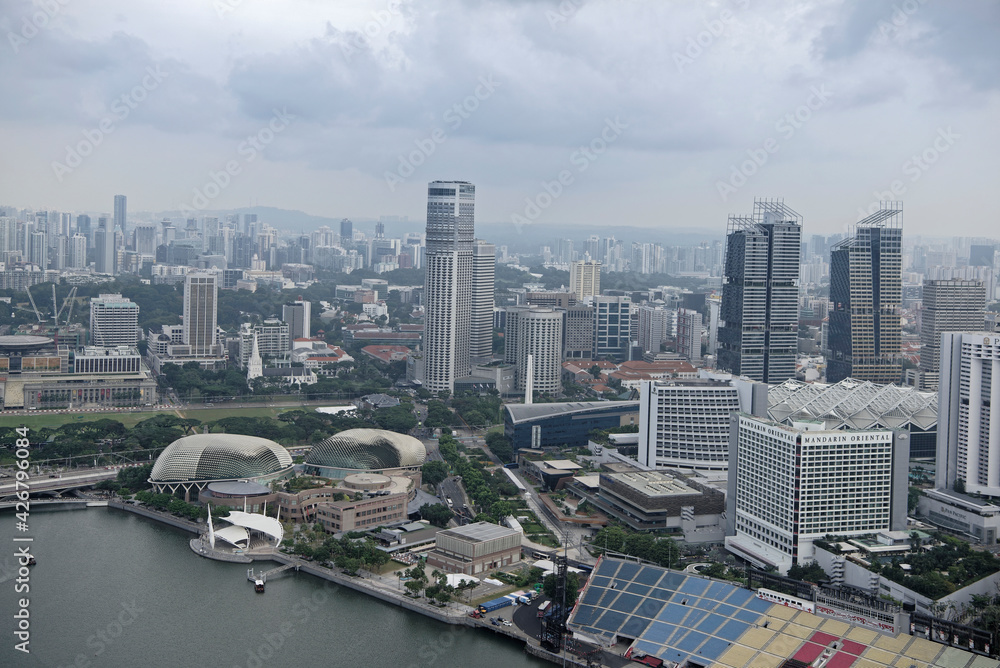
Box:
[305,429,426,478]
[150,434,294,498]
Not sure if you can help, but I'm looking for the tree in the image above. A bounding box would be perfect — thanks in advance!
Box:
[421,460,450,487]
[490,500,513,524]
[485,431,514,463]
[954,478,966,494]
[787,562,827,584]
[419,503,454,528]
[543,571,581,607]
[405,578,425,597]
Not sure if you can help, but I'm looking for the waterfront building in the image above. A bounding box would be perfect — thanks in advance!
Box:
[303,428,426,482]
[718,199,801,383]
[422,180,475,393]
[426,522,522,575]
[726,414,908,574]
[827,204,903,384]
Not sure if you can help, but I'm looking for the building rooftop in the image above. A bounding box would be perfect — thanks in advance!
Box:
[437,521,520,543]
[505,400,639,423]
[604,471,699,498]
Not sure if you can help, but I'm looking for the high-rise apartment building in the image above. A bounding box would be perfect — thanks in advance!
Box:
[339,218,353,245]
[562,305,594,360]
[937,333,1000,496]
[69,234,87,269]
[470,240,495,361]
[282,297,311,341]
[827,204,903,384]
[238,319,290,368]
[676,308,703,363]
[636,304,674,355]
[183,273,218,355]
[423,181,475,393]
[726,414,907,574]
[504,306,563,395]
[917,280,986,391]
[569,260,601,301]
[593,296,631,362]
[75,214,91,245]
[95,217,115,275]
[90,294,140,347]
[718,199,801,383]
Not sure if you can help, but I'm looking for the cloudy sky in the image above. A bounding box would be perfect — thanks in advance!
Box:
[0,0,997,236]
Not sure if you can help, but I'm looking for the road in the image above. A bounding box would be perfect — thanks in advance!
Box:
[0,468,121,497]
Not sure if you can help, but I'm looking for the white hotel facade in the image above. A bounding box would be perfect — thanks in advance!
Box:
[726,414,908,574]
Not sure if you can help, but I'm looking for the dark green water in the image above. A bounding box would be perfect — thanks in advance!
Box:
[1,507,546,668]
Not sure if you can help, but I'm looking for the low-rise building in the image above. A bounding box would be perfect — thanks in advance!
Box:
[426,522,522,575]
[917,487,1000,545]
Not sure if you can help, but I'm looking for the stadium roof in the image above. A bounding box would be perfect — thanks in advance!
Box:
[768,379,937,431]
[505,401,639,423]
[150,434,293,483]
[305,428,425,470]
[568,557,995,668]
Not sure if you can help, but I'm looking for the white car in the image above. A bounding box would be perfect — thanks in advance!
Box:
[502,620,512,627]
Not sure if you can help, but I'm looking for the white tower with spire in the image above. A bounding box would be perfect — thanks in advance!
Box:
[247,333,263,387]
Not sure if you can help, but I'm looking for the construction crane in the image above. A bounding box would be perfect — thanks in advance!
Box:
[25,287,44,323]
[55,287,77,325]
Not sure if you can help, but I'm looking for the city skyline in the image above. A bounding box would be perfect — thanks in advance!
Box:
[0,0,996,236]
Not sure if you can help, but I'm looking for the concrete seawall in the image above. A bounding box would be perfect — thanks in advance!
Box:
[108,500,201,534]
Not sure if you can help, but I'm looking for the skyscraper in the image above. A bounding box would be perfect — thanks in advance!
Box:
[470,240,495,361]
[339,218,353,245]
[718,199,801,383]
[592,296,631,362]
[676,308,703,363]
[569,260,601,301]
[937,332,1000,496]
[282,297,311,342]
[90,294,140,347]
[422,181,475,393]
[918,280,986,390]
[95,217,115,275]
[826,204,902,384]
[69,234,87,269]
[505,306,563,396]
[636,303,674,354]
[183,273,218,355]
[113,194,127,233]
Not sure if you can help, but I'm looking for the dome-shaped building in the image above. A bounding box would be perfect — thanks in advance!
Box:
[305,429,426,481]
[150,434,294,499]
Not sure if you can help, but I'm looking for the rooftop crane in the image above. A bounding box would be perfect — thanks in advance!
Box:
[55,287,77,325]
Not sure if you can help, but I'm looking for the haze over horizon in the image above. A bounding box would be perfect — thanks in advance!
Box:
[1,0,997,237]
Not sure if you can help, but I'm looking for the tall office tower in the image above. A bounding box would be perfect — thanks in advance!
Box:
[242,213,258,236]
[592,296,631,362]
[232,234,254,268]
[937,332,1000,496]
[569,260,601,300]
[183,273,218,355]
[918,280,986,390]
[725,414,907,574]
[826,204,903,384]
[203,217,220,239]
[707,294,721,359]
[562,304,594,360]
[718,199,801,383]
[133,223,158,256]
[282,297,311,341]
[69,234,87,269]
[90,294,140,346]
[470,240,496,362]
[94,217,115,275]
[53,235,68,270]
[504,306,563,395]
[339,218,353,245]
[113,195,127,232]
[636,304,674,354]
[423,180,475,393]
[75,214,91,244]
[638,378,767,471]
[0,217,16,255]
[676,308,703,363]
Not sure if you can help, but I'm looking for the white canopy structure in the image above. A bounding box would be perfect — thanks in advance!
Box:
[221,511,284,545]
[213,525,250,548]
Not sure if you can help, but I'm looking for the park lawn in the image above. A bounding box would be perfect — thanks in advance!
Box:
[0,404,307,432]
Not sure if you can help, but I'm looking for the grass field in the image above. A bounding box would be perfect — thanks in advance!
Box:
[0,405,306,431]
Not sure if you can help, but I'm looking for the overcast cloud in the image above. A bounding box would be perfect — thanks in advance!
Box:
[0,0,997,236]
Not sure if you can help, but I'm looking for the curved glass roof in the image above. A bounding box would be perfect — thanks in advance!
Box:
[305,429,426,470]
[151,434,293,483]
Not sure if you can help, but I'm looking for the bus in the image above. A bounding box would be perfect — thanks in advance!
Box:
[537,600,552,618]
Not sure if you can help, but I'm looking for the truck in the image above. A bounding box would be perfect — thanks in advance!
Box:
[477,596,515,614]
[537,600,552,618]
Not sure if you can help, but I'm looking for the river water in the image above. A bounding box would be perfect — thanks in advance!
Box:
[1,507,546,668]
